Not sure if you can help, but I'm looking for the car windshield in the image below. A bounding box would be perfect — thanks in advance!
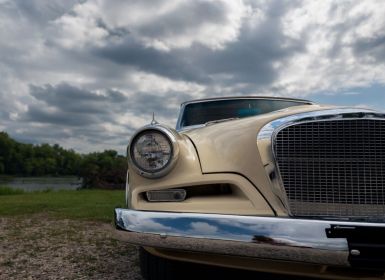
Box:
[178,98,309,129]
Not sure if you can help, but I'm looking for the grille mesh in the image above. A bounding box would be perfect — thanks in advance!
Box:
[274,119,385,219]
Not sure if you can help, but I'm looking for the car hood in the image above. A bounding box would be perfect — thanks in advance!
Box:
[181,104,359,212]
[181,104,336,171]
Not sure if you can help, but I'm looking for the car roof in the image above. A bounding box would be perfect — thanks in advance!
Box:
[180,96,314,106]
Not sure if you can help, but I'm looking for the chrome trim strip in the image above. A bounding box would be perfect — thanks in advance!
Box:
[180,96,314,107]
[257,108,379,141]
[127,124,180,179]
[115,209,385,266]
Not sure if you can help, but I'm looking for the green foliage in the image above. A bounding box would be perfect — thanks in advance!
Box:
[0,189,125,222]
[0,132,127,189]
[0,132,82,176]
[80,150,127,189]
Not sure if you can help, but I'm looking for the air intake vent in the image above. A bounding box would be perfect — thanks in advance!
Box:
[274,119,385,219]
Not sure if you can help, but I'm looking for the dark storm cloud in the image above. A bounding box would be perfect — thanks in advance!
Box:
[200,0,303,85]
[24,83,129,126]
[12,126,73,145]
[12,82,138,151]
[353,35,385,62]
[31,83,126,104]
[136,0,228,37]
[30,83,126,115]
[12,0,80,23]
[94,0,302,90]
[0,92,10,120]
[23,83,190,130]
[127,91,194,119]
[25,106,100,127]
[93,37,210,83]
[198,19,303,85]
[320,9,371,59]
[72,126,134,146]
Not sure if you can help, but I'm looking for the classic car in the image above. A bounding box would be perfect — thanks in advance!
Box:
[115,96,385,280]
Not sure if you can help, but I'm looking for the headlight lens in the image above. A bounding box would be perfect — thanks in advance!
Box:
[130,130,173,174]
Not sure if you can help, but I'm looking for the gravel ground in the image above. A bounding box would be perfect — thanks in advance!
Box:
[0,215,336,280]
[0,215,143,280]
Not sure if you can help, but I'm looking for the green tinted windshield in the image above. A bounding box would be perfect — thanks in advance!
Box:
[179,99,308,129]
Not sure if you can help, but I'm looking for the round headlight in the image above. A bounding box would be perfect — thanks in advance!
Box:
[128,126,179,178]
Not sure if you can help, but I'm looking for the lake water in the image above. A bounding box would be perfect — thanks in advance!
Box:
[0,177,82,191]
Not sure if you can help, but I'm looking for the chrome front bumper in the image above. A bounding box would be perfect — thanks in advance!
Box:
[115,208,385,267]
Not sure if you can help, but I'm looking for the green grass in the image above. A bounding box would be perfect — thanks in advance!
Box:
[0,186,25,195]
[0,189,125,222]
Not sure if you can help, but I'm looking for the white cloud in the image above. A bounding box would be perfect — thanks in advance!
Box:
[274,0,385,96]
[189,222,218,235]
[51,1,108,48]
[52,0,248,50]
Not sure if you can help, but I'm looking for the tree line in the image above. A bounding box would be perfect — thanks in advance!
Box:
[0,132,127,189]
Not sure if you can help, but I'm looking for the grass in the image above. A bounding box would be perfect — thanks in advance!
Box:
[0,189,125,222]
[0,186,25,195]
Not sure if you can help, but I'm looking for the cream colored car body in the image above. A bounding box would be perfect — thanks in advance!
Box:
[117,99,385,279]
[130,103,331,217]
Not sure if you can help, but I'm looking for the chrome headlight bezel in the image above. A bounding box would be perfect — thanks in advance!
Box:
[127,125,180,179]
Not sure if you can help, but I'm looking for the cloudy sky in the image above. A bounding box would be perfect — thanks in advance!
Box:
[1,0,385,153]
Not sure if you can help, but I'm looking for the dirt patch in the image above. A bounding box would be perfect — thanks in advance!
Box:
[0,215,143,280]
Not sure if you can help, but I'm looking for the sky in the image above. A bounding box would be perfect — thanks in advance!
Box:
[1,0,385,153]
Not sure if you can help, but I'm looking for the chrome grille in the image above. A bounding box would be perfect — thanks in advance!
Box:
[274,119,385,219]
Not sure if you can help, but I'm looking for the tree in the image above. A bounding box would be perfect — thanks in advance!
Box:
[79,150,127,189]
[0,131,126,189]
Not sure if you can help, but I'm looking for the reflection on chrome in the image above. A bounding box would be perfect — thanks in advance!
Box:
[115,209,385,267]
